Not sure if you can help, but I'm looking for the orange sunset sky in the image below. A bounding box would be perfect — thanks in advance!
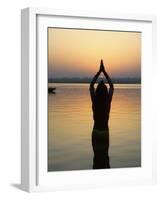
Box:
[48,28,141,78]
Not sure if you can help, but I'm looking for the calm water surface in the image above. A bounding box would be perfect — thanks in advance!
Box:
[48,83,141,171]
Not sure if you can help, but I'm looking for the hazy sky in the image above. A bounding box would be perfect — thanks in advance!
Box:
[48,28,141,78]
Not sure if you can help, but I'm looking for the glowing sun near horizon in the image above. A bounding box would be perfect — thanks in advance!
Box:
[48,28,141,79]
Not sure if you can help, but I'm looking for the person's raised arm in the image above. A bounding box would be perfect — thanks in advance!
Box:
[101,60,114,101]
[89,69,101,102]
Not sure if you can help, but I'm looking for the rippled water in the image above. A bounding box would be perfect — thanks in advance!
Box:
[48,83,141,171]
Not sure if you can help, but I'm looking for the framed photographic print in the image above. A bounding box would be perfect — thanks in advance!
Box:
[21,8,156,192]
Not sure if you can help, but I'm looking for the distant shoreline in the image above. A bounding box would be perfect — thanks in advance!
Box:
[48,82,141,84]
[48,78,141,84]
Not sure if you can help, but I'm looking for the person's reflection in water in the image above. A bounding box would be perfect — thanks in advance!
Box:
[90,60,114,169]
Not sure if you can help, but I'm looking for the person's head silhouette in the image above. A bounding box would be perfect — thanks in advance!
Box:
[95,80,108,104]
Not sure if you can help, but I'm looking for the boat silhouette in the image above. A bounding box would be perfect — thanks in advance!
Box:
[48,87,56,94]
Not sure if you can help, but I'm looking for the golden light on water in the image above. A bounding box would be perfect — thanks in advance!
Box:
[48,84,141,170]
[48,28,141,78]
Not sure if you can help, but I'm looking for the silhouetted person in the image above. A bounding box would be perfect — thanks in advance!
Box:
[90,60,114,169]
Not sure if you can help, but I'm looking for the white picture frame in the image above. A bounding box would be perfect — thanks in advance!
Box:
[21,7,157,192]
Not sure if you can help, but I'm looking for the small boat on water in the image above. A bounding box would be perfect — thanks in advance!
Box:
[48,87,56,94]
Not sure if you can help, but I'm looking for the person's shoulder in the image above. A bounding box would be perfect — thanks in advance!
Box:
[89,84,94,89]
